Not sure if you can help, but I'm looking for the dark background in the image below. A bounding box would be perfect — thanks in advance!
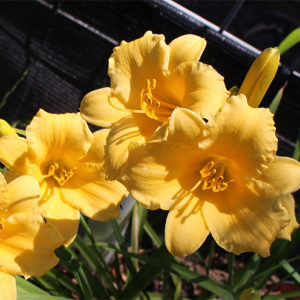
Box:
[0,0,299,157]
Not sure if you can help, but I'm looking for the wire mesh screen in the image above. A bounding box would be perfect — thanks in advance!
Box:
[0,0,299,157]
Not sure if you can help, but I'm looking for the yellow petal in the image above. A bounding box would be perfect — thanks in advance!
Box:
[0,273,16,300]
[158,62,229,119]
[0,212,62,277]
[61,130,128,221]
[39,183,80,246]
[239,48,280,108]
[108,31,170,108]
[121,137,201,210]
[0,136,29,171]
[168,34,206,71]
[0,119,18,137]
[6,175,40,215]
[259,156,300,195]
[168,107,206,142]
[26,109,93,166]
[165,196,209,257]
[198,94,277,177]
[202,185,289,257]
[105,114,159,180]
[277,194,299,240]
[80,87,130,127]
[0,172,10,213]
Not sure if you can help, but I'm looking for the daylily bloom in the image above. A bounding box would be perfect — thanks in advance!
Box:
[238,48,299,239]
[0,110,128,245]
[120,95,300,257]
[0,172,62,278]
[80,31,229,179]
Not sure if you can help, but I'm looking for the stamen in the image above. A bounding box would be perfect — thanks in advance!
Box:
[140,79,177,122]
[43,162,76,186]
[191,159,234,193]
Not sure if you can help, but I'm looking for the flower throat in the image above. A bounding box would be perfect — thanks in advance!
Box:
[44,162,76,186]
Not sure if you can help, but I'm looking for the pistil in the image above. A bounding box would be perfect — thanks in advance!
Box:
[44,162,76,186]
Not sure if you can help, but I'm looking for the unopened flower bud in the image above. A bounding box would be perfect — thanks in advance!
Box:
[239,48,280,108]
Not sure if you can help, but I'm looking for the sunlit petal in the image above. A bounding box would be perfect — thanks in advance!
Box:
[39,183,80,246]
[198,94,277,177]
[0,273,16,300]
[165,196,209,257]
[277,194,299,240]
[202,185,289,257]
[0,136,29,171]
[168,107,206,143]
[157,62,229,119]
[121,140,201,210]
[26,109,93,165]
[105,114,159,180]
[169,34,206,71]
[80,87,130,127]
[260,156,300,195]
[0,212,62,278]
[61,129,128,220]
[108,31,170,108]
[6,175,40,214]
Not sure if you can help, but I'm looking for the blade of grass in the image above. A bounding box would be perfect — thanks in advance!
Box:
[269,82,287,114]
[79,215,117,286]
[278,27,300,55]
[16,276,48,295]
[73,235,118,296]
[111,219,137,279]
[55,246,107,300]
[31,274,71,298]
[264,290,300,299]
[293,130,300,161]
[119,245,172,299]
[206,238,216,276]
[233,253,261,293]
[143,219,162,247]
[0,68,29,110]
[131,203,148,268]
[280,259,300,285]
[170,262,235,300]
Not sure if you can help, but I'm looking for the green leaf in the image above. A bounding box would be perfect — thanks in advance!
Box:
[119,245,173,299]
[269,82,287,114]
[16,277,48,295]
[170,262,234,300]
[280,259,300,285]
[0,68,29,110]
[264,290,300,299]
[293,130,300,161]
[55,246,107,300]
[143,219,162,247]
[278,27,300,55]
[233,253,261,293]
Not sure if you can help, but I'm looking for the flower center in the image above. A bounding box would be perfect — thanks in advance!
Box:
[140,79,176,122]
[44,162,76,186]
[191,159,234,193]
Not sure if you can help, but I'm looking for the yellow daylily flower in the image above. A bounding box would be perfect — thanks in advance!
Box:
[120,95,300,257]
[0,272,16,300]
[80,31,229,179]
[239,47,280,108]
[0,110,128,245]
[0,172,63,278]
